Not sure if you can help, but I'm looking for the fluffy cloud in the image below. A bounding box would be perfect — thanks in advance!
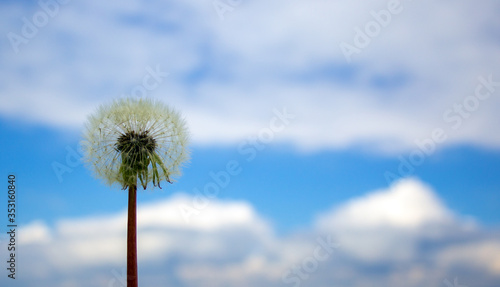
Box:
[18,220,52,245]
[315,179,459,262]
[437,240,500,276]
[1,0,500,153]
[316,179,455,230]
[2,178,499,286]
[16,194,273,269]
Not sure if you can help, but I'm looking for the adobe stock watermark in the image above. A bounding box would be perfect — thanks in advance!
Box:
[51,64,168,183]
[52,143,84,183]
[282,235,340,287]
[384,74,499,184]
[108,267,127,287]
[178,107,296,223]
[7,0,72,54]
[339,0,412,63]
[443,277,468,287]
[212,0,243,21]
[120,65,169,98]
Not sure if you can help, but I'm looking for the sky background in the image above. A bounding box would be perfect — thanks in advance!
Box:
[1,0,500,286]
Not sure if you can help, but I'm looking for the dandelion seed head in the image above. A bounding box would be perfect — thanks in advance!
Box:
[81,97,190,189]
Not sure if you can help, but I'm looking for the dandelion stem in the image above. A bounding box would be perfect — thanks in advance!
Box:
[83,98,189,287]
[127,183,138,287]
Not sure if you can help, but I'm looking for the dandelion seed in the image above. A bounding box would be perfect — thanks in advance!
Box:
[82,97,190,190]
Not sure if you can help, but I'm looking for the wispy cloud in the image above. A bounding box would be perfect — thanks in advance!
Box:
[1,0,500,153]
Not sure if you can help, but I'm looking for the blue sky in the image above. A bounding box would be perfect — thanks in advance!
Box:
[1,0,500,286]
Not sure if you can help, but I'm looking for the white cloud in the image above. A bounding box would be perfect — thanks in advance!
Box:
[316,178,454,230]
[437,240,500,275]
[18,220,52,245]
[1,0,500,153]
[3,179,500,286]
[315,178,459,262]
[31,194,273,269]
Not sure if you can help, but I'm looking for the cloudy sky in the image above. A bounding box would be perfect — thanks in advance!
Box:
[1,0,500,286]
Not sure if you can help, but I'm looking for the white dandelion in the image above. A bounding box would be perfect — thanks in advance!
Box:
[81,97,190,287]
[82,97,190,190]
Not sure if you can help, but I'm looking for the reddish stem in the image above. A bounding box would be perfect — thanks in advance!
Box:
[127,184,138,287]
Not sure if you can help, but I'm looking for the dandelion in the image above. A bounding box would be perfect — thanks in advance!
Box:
[82,97,189,287]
